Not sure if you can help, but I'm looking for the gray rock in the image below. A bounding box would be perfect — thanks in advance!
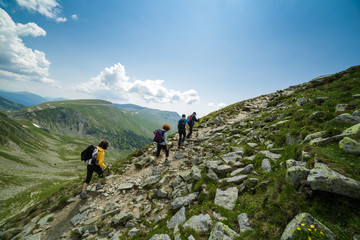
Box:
[336,103,347,112]
[118,183,135,191]
[37,213,54,227]
[261,159,272,172]
[191,165,202,180]
[286,133,302,145]
[82,224,98,234]
[167,206,186,229]
[134,156,150,168]
[309,137,334,146]
[221,151,243,164]
[286,166,310,189]
[128,228,139,238]
[307,163,360,199]
[171,192,199,210]
[353,109,360,117]
[207,169,219,181]
[71,212,87,226]
[219,175,248,184]
[157,188,169,198]
[230,164,254,176]
[206,160,221,170]
[111,231,122,240]
[149,234,171,240]
[214,187,238,210]
[23,233,41,240]
[331,113,360,124]
[353,94,360,99]
[188,235,196,240]
[339,137,360,154]
[259,150,281,160]
[214,165,233,174]
[104,202,121,213]
[303,131,325,142]
[183,214,212,233]
[174,225,181,240]
[142,175,161,188]
[296,98,310,106]
[247,143,258,148]
[342,123,360,136]
[286,159,306,169]
[173,151,186,160]
[238,213,253,232]
[208,222,239,240]
[354,234,360,240]
[281,212,335,240]
[179,170,192,181]
[112,212,134,225]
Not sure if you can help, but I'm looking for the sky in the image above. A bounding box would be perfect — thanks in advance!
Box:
[0,0,360,117]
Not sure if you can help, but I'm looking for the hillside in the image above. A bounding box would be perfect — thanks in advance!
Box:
[0,91,49,107]
[1,66,360,240]
[0,97,25,112]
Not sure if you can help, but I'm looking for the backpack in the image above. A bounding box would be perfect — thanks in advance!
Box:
[178,119,186,130]
[81,145,99,165]
[153,129,165,143]
[187,115,193,124]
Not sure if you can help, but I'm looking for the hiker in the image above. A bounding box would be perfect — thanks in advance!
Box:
[178,114,188,147]
[186,112,199,138]
[80,140,110,199]
[154,124,171,166]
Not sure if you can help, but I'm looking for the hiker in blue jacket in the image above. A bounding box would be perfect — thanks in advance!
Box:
[186,112,199,138]
[178,114,188,147]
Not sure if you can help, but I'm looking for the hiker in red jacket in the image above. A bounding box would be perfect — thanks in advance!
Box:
[186,112,199,138]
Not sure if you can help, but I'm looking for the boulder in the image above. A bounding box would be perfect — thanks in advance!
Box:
[238,213,253,232]
[134,156,150,168]
[191,166,202,180]
[214,187,238,210]
[208,222,239,240]
[230,164,254,176]
[259,150,282,160]
[219,175,248,184]
[128,228,139,238]
[339,137,360,154]
[142,175,161,189]
[207,169,219,181]
[171,192,199,210]
[167,206,186,229]
[303,131,325,143]
[281,213,335,240]
[286,133,302,145]
[23,233,41,240]
[331,113,360,124]
[307,163,360,199]
[149,234,171,240]
[214,165,233,174]
[118,183,135,191]
[112,212,134,226]
[342,123,360,136]
[183,214,212,233]
[173,151,186,160]
[296,98,310,106]
[286,159,306,169]
[71,213,87,226]
[353,109,360,117]
[157,188,169,198]
[261,159,272,172]
[336,104,347,112]
[221,151,243,164]
[285,166,310,189]
[37,213,54,227]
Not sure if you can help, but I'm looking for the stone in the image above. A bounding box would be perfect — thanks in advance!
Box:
[171,192,199,210]
[353,109,360,117]
[331,113,360,124]
[104,202,121,213]
[309,137,333,146]
[134,156,150,168]
[314,97,329,104]
[286,159,305,168]
[183,214,212,233]
[296,98,310,106]
[219,175,248,184]
[238,213,253,232]
[281,212,335,240]
[339,137,360,154]
[353,94,360,99]
[142,175,161,188]
[259,150,281,160]
[214,187,238,210]
[221,151,243,164]
[149,234,171,240]
[118,183,134,191]
[336,104,347,112]
[261,159,272,172]
[285,166,310,189]
[214,165,233,174]
[247,142,258,148]
[157,188,168,198]
[37,213,54,227]
[173,151,186,160]
[191,165,202,180]
[354,234,360,240]
[307,163,360,199]
[188,235,196,240]
[128,228,139,238]
[112,212,134,226]
[23,233,41,240]
[303,131,326,142]
[342,123,360,136]
[82,225,98,234]
[208,222,239,240]
[207,169,219,181]
[179,170,192,181]
[286,133,302,145]
[230,164,254,176]
[71,213,87,226]
[167,206,186,229]
[174,225,181,240]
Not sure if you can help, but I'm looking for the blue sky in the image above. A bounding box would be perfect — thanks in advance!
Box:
[0,0,359,117]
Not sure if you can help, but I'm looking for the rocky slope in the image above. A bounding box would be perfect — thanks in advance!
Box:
[1,66,360,240]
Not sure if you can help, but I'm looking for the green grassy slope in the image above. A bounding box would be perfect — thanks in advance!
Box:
[0,97,25,112]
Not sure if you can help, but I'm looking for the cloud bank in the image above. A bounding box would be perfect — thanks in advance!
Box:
[16,0,66,22]
[208,102,227,109]
[76,63,200,105]
[0,8,53,83]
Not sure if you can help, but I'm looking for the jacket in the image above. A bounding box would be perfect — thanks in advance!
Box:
[96,146,107,169]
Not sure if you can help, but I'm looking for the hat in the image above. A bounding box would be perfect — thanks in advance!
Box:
[182,114,186,117]
[193,112,196,115]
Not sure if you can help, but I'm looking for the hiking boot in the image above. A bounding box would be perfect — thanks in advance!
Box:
[96,184,104,190]
[79,192,87,199]
[164,159,170,166]
[152,161,159,166]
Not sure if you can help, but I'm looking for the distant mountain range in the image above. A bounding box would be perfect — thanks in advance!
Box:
[0,91,50,107]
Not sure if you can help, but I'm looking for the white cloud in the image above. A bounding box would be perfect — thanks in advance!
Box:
[16,0,65,22]
[208,102,227,109]
[0,8,53,83]
[71,14,78,21]
[76,63,200,105]
[55,17,67,23]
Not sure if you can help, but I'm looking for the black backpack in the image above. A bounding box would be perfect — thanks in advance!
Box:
[178,119,186,130]
[81,145,99,165]
[153,129,165,143]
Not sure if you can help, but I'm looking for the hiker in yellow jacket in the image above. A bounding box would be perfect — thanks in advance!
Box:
[80,140,109,199]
